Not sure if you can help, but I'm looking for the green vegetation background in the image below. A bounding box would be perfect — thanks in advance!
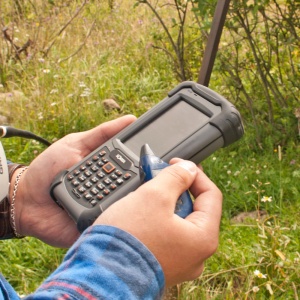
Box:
[0,0,299,299]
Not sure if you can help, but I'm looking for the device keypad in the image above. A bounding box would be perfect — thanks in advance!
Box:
[65,147,134,207]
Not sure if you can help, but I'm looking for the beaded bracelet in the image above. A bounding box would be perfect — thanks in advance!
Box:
[10,167,28,238]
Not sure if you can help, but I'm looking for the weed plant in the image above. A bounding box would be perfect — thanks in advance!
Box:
[0,0,299,299]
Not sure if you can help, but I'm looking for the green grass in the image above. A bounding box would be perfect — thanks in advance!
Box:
[0,0,299,299]
[0,238,65,295]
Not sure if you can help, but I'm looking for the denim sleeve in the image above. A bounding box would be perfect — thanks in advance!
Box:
[0,225,165,300]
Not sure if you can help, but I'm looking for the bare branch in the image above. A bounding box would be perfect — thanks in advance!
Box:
[2,27,32,62]
[43,0,88,57]
[57,20,96,64]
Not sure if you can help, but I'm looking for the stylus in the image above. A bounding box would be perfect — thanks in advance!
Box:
[139,144,193,218]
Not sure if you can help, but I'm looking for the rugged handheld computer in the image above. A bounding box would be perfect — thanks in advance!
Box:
[50,81,244,232]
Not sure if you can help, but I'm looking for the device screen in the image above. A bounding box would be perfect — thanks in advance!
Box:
[123,100,210,157]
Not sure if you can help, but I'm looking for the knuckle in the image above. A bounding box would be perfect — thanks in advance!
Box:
[165,166,189,188]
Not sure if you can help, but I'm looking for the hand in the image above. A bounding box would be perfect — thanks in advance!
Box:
[94,158,222,287]
[11,115,136,247]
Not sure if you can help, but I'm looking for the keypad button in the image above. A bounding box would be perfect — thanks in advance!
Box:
[97,171,105,178]
[110,184,117,190]
[97,161,104,167]
[78,186,86,193]
[110,174,118,180]
[86,160,93,166]
[85,182,93,188]
[123,173,132,180]
[78,175,87,182]
[73,169,80,176]
[99,150,106,156]
[97,183,105,190]
[115,170,122,177]
[116,178,124,185]
[72,189,81,198]
[92,155,99,161]
[67,174,74,181]
[103,178,112,185]
[103,189,110,195]
[91,165,99,172]
[97,194,104,201]
[91,176,99,183]
[84,170,93,177]
[90,199,97,206]
[103,162,115,174]
[91,188,99,195]
[84,193,92,200]
[102,157,108,163]
[72,180,80,187]
[80,165,86,171]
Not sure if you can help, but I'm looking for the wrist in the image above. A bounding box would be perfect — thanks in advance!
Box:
[0,197,15,239]
[9,165,28,238]
[0,164,26,239]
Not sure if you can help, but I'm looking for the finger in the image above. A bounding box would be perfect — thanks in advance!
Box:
[186,169,223,231]
[169,157,203,171]
[171,158,222,219]
[77,115,137,152]
[139,160,198,213]
[170,158,222,224]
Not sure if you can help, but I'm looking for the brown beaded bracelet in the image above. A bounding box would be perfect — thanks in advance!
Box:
[0,163,26,240]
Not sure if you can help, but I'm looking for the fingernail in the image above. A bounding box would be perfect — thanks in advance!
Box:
[177,161,197,175]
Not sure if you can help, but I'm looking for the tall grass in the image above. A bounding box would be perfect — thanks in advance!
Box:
[0,0,299,298]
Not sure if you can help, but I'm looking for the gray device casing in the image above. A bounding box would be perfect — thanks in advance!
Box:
[0,142,9,203]
[51,81,244,231]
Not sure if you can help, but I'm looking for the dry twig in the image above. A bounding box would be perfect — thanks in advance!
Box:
[43,0,88,57]
[2,27,33,62]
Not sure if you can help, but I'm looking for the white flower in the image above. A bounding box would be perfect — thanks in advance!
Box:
[254,270,267,278]
[252,286,260,293]
[261,196,272,203]
[80,88,92,97]
[50,89,58,94]
[43,69,50,74]
[37,112,43,120]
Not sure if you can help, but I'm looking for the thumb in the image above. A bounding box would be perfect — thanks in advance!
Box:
[139,160,198,213]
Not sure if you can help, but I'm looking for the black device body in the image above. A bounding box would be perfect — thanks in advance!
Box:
[50,81,244,232]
